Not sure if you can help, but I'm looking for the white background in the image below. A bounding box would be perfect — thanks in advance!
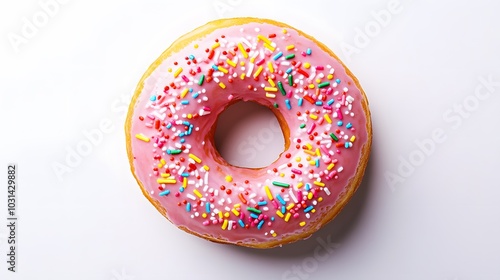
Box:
[1,0,500,279]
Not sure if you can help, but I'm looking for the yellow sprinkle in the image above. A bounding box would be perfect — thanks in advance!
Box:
[257,34,271,45]
[211,42,220,49]
[250,56,256,63]
[238,42,248,58]
[157,163,163,168]
[306,156,311,161]
[308,160,316,165]
[282,28,287,34]
[305,143,313,150]
[314,181,325,187]
[226,59,236,67]
[327,74,334,80]
[203,165,210,171]
[187,114,192,119]
[265,93,276,98]
[324,114,332,124]
[234,204,240,208]
[202,213,207,218]
[224,212,230,218]
[267,61,274,73]
[286,44,295,50]
[315,148,321,157]
[193,44,198,49]
[304,150,315,156]
[232,209,240,217]
[263,42,275,51]
[286,203,295,210]
[157,178,176,184]
[218,212,223,219]
[160,173,170,178]
[303,62,311,69]
[225,175,233,182]
[264,87,278,92]
[253,65,263,78]
[309,114,318,120]
[307,192,313,200]
[174,67,183,78]
[218,66,228,74]
[350,136,356,142]
[312,209,316,213]
[272,232,277,237]
[180,88,188,98]
[160,159,166,166]
[276,210,284,218]
[268,77,276,87]
[193,189,202,198]
[316,78,321,84]
[265,186,273,200]
[221,219,228,230]
[279,173,285,177]
[327,163,335,170]
[308,84,315,89]
[318,197,323,202]
[167,68,172,72]
[218,82,226,89]
[183,177,187,188]
[240,73,246,80]
[188,153,202,163]
[299,221,306,227]
[297,182,304,189]
[284,212,291,222]
[135,134,150,142]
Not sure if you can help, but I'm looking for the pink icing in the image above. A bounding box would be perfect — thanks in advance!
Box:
[128,20,369,246]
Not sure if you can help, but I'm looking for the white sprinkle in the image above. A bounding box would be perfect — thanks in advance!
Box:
[324,187,331,196]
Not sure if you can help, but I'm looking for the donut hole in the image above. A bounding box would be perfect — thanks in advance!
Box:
[214,101,285,168]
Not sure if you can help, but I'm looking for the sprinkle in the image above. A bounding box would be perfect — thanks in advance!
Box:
[307,123,316,134]
[298,98,304,106]
[306,48,312,55]
[273,51,283,60]
[193,189,203,198]
[327,99,335,105]
[276,194,286,205]
[225,175,233,182]
[346,123,353,129]
[167,149,182,155]
[299,123,306,129]
[135,134,150,142]
[247,207,262,214]
[174,67,183,78]
[180,88,189,98]
[203,165,210,171]
[272,181,290,188]
[285,99,291,110]
[265,186,273,200]
[238,220,245,227]
[286,44,295,50]
[314,181,325,187]
[285,54,295,60]
[238,42,248,58]
[218,66,228,74]
[284,212,291,222]
[288,75,293,86]
[189,153,202,163]
[324,114,332,123]
[253,65,263,78]
[221,219,228,230]
[350,136,356,142]
[330,133,339,141]
[186,203,191,212]
[159,190,170,196]
[157,178,176,184]
[257,219,265,229]
[257,34,272,45]
[276,210,284,218]
[309,114,318,120]
[205,202,211,213]
[181,100,189,105]
[218,82,226,89]
[277,81,286,96]
[226,59,236,67]
[211,42,220,49]
[300,221,306,227]
[257,201,268,206]
[238,193,247,204]
[267,61,274,73]
[304,205,314,212]
[198,74,205,85]
[264,87,278,92]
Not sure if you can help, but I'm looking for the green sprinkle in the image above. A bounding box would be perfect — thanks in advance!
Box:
[288,75,293,86]
[330,133,339,142]
[318,82,330,88]
[247,207,262,214]
[168,149,182,155]
[300,123,306,129]
[198,74,205,86]
[272,181,290,188]
[278,81,286,96]
[274,102,279,108]
[285,54,295,60]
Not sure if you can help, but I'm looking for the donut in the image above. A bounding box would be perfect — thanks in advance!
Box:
[125,18,372,248]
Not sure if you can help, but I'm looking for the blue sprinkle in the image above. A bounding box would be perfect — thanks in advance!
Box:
[192,92,199,98]
[270,217,275,221]
[159,190,170,196]
[183,121,190,126]
[305,183,311,191]
[306,48,312,55]
[179,132,185,137]
[186,202,191,212]
[257,201,268,206]
[257,219,265,230]
[276,194,286,205]
[181,100,189,105]
[346,123,352,129]
[166,123,172,129]
[315,101,323,106]
[180,139,185,143]
[211,64,219,70]
[285,99,291,110]
[273,51,283,60]
[181,172,189,177]
[238,219,245,227]
[336,78,341,84]
[345,142,350,148]
[149,95,157,101]
[179,187,184,193]
[298,98,304,107]
[281,206,286,214]
[315,158,320,168]
[250,213,259,219]
[337,121,343,126]
[206,202,211,213]
[304,205,314,213]
[327,99,335,106]
[188,54,195,60]
[187,127,192,135]
[188,88,193,92]
[286,67,293,74]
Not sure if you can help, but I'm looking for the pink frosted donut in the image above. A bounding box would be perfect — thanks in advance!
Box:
[125,18,372,248]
